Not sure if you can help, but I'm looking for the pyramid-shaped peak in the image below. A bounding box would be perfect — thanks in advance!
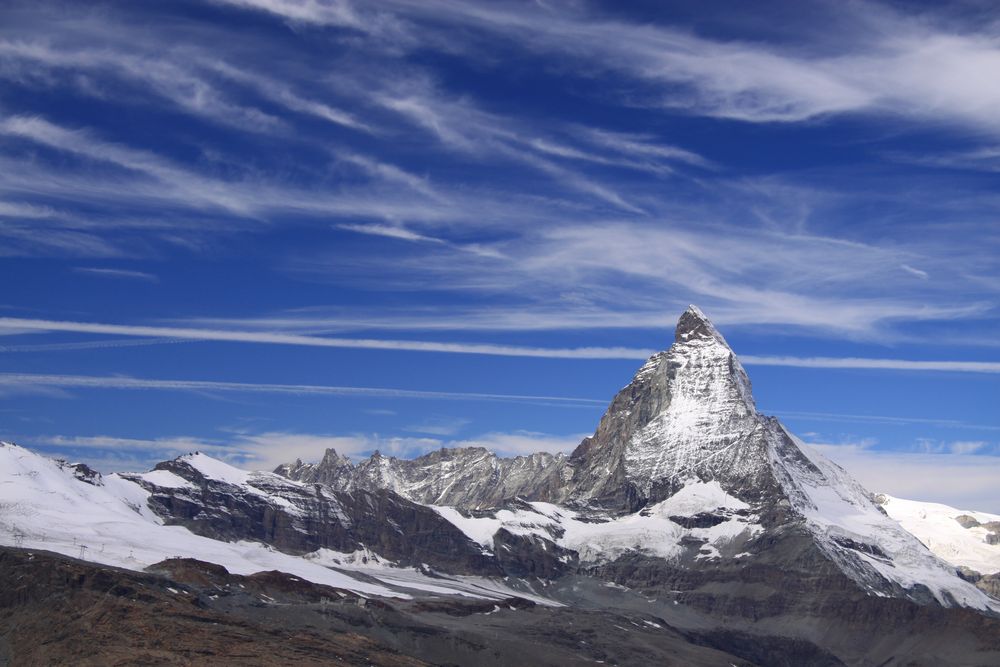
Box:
[674,305,731,348]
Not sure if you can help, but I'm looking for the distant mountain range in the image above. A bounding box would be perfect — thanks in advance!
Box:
[2,306,998,665]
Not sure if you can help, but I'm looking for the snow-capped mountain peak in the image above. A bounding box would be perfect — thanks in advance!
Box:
[675,304,729,345]
[275,306,1000,614]
[5,307,996,629]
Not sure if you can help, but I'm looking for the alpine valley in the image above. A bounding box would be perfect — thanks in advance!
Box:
[2,307,999,666]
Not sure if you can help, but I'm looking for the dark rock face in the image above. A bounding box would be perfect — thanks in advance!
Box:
[668,512,730,529]
[67,461,102,486]
[491,529,578,579]
[982,521,1000,545]
[52,459,103,486]
[957,567,1000,599]
[279,446,570,509]
[578,532,1000,666]
[127,458,499,576]
[978,574,1000,598]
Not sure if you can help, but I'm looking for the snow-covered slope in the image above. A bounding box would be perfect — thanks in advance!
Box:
[279,305,1000,613]
[770,430,995,609]
[0,441,553,604]
[877,494,1000,576]
[433,480,761,564]
[5,306,997,620]
[619,308,764,500]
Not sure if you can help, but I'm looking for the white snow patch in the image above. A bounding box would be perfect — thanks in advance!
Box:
[181,453,250,485]
[139,469,194,490]
[880,495,1000,576]
[305,547,396,569]
[654,480,749,516]
[433,485,760,565]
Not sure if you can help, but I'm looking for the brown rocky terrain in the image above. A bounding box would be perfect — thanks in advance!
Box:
[0,548,424,666]
[0,547,759,666]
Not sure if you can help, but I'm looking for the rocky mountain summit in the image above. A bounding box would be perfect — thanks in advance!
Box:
[276,306,995,611]
[3,306,1000,665]
[277,306,771,513]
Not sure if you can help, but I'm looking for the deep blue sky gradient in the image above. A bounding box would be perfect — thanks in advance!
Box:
[0,0,998,509]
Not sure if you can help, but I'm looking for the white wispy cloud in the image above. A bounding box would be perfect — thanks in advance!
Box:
[742,355,1000,374]
[207,0,370,31]
[950,440,988,455]
[0,317,654,358]
[900,264,929,280]
[0,40,285,133]
[72,267,159,282]
[0,116,497,246]
[1,317,999,370]
[38,434,228,455]
[0,24,699,220]
[0,35,384,137]
[575,128,714,169]
[770,409,1000,432]
[886,146,1000,173]
[334,153,439,199]
[0,223,123,258]
[330,220,987,340]
[336,223,446,244]
[1,1,996,347]
[335,223,505,259]
[0,372,608,406]
[0,200,59,218]
[0,112,619,244]
[204,60,374,133]
[213,0,1000,136]
[0,338,185,353]
[0,114,288,215]
[403,416,470,436]
[370,81,648,213]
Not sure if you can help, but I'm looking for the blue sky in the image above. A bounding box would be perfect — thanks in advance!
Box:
[1,0,999,510]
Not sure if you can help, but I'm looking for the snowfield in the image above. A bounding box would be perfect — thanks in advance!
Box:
[2,432,998,614]
[785,435,997,611]
[0,442,555,603]
[878,494,1000,576]
[433,480,761,564]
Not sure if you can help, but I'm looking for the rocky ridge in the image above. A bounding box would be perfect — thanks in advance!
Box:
[275,306,996,612]
[3,306,1000,665]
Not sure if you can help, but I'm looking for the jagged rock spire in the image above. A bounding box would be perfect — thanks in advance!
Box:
[675,305,731,347]
[562,305,765,510]
[279,306,764,513]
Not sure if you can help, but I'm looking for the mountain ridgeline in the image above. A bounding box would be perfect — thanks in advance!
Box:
[3,306,1000,666]
[277,306,782,512]
[270,306,996,612]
